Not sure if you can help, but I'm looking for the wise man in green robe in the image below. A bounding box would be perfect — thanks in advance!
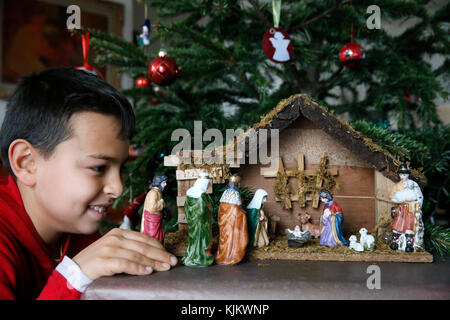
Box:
[182,172,214,267]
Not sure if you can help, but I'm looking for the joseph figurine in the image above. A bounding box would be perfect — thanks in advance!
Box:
[215,174,248,265]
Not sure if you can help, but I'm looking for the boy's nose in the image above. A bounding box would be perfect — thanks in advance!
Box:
[104,171,123,199]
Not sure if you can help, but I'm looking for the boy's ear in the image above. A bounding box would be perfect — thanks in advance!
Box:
[9,139,38,187]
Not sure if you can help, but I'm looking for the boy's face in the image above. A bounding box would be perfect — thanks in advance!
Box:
[33,111,129,235]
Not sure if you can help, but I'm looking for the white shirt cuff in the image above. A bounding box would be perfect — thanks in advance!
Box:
[56,256,93,293]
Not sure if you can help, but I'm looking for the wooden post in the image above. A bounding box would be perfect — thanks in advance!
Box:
[297,154,306,207]
[312,176,323,208]
[374,170,395,225]
[277,157,292,210]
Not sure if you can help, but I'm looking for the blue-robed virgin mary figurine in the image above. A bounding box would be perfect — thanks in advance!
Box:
[319,189,349,247]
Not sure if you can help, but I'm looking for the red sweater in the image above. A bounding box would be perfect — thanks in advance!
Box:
[0,176,99,300]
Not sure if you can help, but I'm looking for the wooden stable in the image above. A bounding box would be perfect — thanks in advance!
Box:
[164,94,427,236]
[163,94,432,262]
[236,94,426,236]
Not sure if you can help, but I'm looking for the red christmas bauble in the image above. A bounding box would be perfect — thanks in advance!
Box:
[135,77,149,87]
[148,51,179,86]
[339,42,365,68]
[262,27,294,63]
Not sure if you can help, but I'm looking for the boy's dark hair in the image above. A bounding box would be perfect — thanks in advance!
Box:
[0,67,135,177]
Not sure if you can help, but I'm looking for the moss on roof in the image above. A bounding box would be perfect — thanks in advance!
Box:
[250,93,425,182]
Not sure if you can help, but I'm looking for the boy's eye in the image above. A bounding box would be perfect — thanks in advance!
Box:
[91,166,107,173]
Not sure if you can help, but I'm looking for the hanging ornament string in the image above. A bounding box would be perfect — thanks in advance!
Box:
[350,0,354,43]
[272,0,281,28]
[338,0,365,68]
[81,32,90,70]
[159,19,167,55]
[144,3,150,51]
[76,31,105,79]
[350,22,354,43]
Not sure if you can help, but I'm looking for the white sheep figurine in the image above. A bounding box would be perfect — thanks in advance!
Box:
[359,228,375,251]
[349,235,364,252]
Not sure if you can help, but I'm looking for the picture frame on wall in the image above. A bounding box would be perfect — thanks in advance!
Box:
[0,0,124,99]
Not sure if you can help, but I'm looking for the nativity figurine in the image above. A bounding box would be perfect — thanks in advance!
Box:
[140,174,167,243]
[246,189,269,248]
[389,164,424,252]
[319,189,349,247]
[182,172,214,267]
[215,174,248,265]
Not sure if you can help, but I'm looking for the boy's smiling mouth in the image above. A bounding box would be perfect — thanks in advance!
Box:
[87,205,108,220]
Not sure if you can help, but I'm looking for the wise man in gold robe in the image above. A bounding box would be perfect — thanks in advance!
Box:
[215,174,248,265]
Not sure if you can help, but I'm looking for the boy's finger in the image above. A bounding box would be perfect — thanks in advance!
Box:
[106,258,154,276]
[112,228,165,250]
[106,229,178,266]
[152,261,172,272]
[118,240,178,266]
[107,247,159,270]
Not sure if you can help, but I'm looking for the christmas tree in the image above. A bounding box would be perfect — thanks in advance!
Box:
[79,0,449,254]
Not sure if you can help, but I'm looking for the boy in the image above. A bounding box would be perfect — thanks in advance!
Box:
[0,67,177,300]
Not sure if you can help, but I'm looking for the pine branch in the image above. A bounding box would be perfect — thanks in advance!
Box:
[289,0,346,32]
[247,0,272,29]
[424,222,450,256]
[153,23,230,58]
[352,120,429,161]
[90,39,146,64]
[88,28,148,60]
[95,55,146,69]
[116,66,148,77]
